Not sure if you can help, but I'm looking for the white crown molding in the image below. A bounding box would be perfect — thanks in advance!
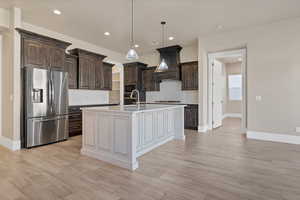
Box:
[0,136,21,151]
[247,131,300,145]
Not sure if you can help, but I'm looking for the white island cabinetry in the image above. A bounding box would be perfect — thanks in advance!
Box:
[81,104,185,170]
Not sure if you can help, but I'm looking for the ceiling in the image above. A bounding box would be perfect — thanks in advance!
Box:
[1,0,300,55]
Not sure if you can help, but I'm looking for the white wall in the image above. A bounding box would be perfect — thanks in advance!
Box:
[0,8,9,30]
[146,80,198,104]
[198,17,300,135]
[0,34,2,138]
[69,90,109,106]
[225,62,242,115]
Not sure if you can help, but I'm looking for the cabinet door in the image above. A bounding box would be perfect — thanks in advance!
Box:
[78,56,91,89]
[143,69,160,91]
[65,56,78,89]
[184,107,191,128]
[49,46,65,70]
[103,65,112,90]
[142,70,150,91]
[89,59,96,89]
[192,107,199,128]
[124,67,137,85]
[181,62,198,90]
[95,60,103,90]
[23,39,48,68]
[193,64,199,89]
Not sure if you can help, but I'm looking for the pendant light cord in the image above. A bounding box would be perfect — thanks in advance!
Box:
[131,0,134,47]
[161,21,166,48]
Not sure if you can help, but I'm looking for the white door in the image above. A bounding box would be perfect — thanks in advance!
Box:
[212,60,223,128]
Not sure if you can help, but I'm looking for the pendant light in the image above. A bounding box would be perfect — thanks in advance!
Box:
[155,21,169,72]
[126,0,139,60]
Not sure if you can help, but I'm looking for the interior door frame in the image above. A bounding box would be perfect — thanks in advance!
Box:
[208,48,247,131]
[0,35,2,138]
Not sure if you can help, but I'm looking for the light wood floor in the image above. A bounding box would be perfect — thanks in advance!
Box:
[1,119,300,200]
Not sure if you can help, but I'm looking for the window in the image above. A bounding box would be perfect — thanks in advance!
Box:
[228,74,242,100]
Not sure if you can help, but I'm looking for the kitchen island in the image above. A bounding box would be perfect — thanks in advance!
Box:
[81,104,186,170]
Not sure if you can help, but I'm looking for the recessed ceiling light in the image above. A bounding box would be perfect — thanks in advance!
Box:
[151,41,159,46]
[134,44,139,48]
[216,25,223,30]
[104,32,110,36]
[168,36,175,41]
[53,9,61,15]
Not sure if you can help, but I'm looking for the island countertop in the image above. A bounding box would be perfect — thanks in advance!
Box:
[81,104,186,113]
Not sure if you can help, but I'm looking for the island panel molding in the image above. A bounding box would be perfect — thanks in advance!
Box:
[81,105,185,170]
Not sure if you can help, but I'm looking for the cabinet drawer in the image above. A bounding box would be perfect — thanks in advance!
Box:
[69,125,82,132]
[69,113,82,121]
[69,120,82,127]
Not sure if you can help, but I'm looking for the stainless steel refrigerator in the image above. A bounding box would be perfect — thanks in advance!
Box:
[24,68,69,148]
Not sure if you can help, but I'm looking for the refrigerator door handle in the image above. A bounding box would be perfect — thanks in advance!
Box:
[47,79,52,106]
[37,116,67,122]
[50,78,54,107]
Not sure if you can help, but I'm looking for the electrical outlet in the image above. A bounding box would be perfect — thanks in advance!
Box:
[256,96,262,101]
[296,127,300,133]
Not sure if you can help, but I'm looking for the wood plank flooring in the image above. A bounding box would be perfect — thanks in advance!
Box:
[1,118,300,200]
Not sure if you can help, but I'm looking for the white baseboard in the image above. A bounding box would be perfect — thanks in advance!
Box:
[81,148,139,171]
[0,136,21,151]
[247,131,300,145]
[198,125,208,133]
[223,113,242,119]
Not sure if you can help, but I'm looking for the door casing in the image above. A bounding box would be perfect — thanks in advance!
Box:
[208,48,247,131]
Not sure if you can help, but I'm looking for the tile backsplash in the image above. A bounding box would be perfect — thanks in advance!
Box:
[146,80,198,104]
[69,89,109,106]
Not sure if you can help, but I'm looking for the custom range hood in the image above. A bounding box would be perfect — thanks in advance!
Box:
[154,45,182,81]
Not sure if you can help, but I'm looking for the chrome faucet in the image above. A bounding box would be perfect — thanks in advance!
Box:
[130,89,140,105]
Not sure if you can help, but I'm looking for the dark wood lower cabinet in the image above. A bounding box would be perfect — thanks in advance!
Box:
[184,104,198,130]
[69,107,82,137]
[68,104,118,137]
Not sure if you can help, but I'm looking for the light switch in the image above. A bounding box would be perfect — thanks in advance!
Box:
[256,96,262,101]
[296,127,300,133]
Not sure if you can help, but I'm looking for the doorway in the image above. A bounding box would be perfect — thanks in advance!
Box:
[208,48,247,132]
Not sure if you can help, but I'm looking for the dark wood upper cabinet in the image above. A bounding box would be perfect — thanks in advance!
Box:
[17,28,71,70]
[23,39,48,68]
[95,59,103,90]
[123,62,147,86]
[143,67,160,91]
[89,58,96,90]
[49,46,66,69]
[181,61,198,90]
[69,48,107,90]
[123,62,147,104]
[100,62,113,90]
[78,55,91,89]
[65,54,78,89]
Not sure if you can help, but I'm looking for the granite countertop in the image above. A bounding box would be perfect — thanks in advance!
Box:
[69,104,119,108]
[81,104,186,114]
[144,102,198,106]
